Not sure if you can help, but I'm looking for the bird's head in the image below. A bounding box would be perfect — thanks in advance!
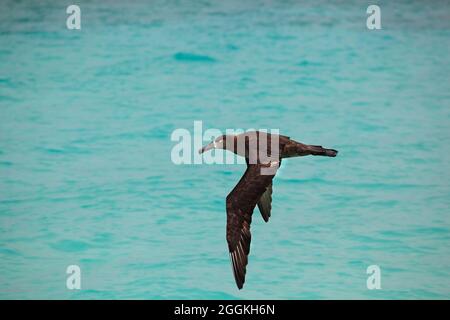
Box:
[199,134,229,154]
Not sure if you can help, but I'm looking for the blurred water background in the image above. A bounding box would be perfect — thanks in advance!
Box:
[0,0,449,299]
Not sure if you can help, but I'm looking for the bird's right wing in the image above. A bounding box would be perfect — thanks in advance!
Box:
[256,158,281,222]
[257,182,272,222]
[226,161,279,289]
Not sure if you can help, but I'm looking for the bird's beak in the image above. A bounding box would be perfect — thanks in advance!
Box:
[199,141,214,154]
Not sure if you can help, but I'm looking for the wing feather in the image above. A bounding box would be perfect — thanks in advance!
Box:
[257,183,272,222]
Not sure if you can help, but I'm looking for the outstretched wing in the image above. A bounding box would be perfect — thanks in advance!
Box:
[226,161,279,289]
[257,158,281,222]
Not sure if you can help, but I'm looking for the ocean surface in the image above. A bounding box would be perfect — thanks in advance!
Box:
[0,0,449,299]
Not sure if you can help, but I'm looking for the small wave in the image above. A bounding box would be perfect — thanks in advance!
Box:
[50,240,90,252]
[173,52,217,63]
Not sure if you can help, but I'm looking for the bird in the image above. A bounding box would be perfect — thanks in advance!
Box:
[199,131,338,289]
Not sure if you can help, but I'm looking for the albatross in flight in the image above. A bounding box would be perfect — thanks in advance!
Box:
[199,131,338,289]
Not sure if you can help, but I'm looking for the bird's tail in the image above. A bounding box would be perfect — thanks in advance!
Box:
[306,145,338,157]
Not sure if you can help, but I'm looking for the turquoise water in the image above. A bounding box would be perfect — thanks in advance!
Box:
[0,0,449,299]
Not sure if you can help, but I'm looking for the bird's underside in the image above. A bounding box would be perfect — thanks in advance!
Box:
[200,132,338,289]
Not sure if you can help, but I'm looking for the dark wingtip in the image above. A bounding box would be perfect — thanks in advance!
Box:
[234,275,244,290]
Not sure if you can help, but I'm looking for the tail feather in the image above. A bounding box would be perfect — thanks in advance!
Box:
[307,145,338,157]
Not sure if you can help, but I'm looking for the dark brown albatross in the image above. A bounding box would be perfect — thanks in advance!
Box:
[199,131,338,289]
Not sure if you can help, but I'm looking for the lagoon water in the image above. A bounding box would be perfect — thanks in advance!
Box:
[0,0,449,299]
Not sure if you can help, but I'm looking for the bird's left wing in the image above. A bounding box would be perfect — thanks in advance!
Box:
[226,161,280,289]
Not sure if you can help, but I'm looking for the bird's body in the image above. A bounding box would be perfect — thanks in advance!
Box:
[200,131,337,289]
